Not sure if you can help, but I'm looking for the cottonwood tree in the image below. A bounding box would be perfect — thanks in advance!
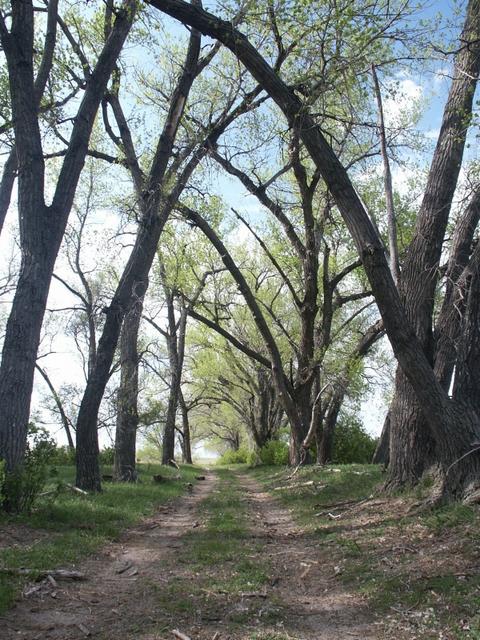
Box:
[74,4,294,489]
[0,0,136,508]
[150,0,480,502]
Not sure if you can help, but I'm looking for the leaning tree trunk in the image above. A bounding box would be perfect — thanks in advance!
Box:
[75,21,201,491]
[384,0,480,491]
[152,0,480,501]
[114,297,143,481]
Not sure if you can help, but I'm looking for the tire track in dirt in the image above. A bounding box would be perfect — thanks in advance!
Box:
[1,473,217,640]
[237,473,381,640]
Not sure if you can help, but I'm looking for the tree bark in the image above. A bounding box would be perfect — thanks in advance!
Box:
[178,390,193,464]
[113,297,143,481]
[386,0,480,490]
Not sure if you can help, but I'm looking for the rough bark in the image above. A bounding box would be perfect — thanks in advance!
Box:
[372,411,390,466]
[113,297,143,482]
[386,0,480,490]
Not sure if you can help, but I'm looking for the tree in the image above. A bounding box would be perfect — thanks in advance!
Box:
[0,0,136,508]
[150,0,480,502]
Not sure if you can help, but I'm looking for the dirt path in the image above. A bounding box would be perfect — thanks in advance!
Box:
[2,474,218,640]
[2,471,382,640]
[236,474,380,640]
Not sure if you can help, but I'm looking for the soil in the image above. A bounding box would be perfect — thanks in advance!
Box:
[1,472,383,640]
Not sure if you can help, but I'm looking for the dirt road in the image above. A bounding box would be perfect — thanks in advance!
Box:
[2,471,380,640]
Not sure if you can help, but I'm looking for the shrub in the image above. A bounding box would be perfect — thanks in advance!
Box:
[249,440,289,466]
[217,446,249,465]
[1,424,57,513]
[99,446,115,465]
[332,417,377,464]
[49,445,76,466]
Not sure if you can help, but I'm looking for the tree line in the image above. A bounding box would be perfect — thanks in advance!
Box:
[0,0,479,510]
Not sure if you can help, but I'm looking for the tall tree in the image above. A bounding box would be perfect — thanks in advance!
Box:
[0,0,136,508]
[148,0,480,501]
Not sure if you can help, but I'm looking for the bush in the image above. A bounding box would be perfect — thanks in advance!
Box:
[249,440,289,466]
[49,445,76,466]
[99,446,115,465]
[217,446,249,465]
[332,417,377,464]
[1,424,57,512]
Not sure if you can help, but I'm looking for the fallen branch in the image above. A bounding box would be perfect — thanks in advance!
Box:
[172,629,192,640]
[0,568,86,581]
[65,483,88,496]
[169,459,180,469]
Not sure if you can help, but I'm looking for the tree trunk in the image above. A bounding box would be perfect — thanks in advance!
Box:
[178,390,192,464]
[161,296,187,465]
[150,0,480,500]
[75,22,201,490]
[386,1,480,490]
[114,297,143,481]
[372,411,390,466]
[318,394,342,464]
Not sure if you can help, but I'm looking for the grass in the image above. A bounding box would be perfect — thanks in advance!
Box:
[251,463,480,639]
[0,462,200,613]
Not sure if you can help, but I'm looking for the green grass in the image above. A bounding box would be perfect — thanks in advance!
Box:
[250,463,383,530]
[0,463,200,613]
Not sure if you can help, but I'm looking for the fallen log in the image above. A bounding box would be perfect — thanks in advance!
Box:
[0,568,86,581]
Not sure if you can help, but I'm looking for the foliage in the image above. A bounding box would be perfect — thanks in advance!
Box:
[1,425,56,513]
[332,416,377,464]
[217,446,249,465]
[48,445,76,466]
[98,446,115,466]
[253,440,289,466]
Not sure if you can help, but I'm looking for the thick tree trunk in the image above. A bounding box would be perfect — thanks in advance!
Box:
[386,1,480,490]
[114,297,143,481]
[151,0,480,500]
